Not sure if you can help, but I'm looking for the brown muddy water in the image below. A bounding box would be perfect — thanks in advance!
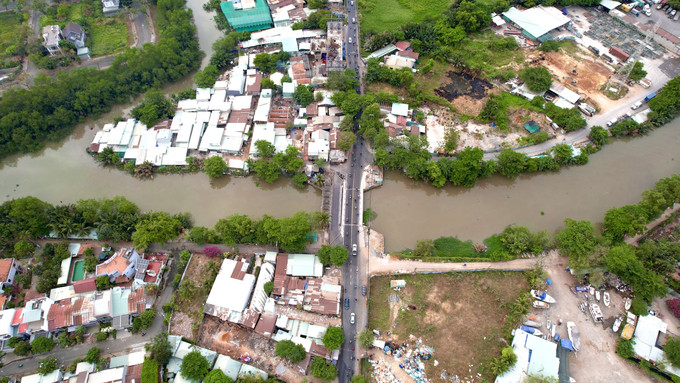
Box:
[365,123,680,251]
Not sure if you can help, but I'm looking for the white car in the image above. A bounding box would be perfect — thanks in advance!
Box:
[352,243,357,256]
[632,101,643,109]
[350,313,355,324]
[352,17,356,23]
[607,118,618,127]
[348,37,352,44]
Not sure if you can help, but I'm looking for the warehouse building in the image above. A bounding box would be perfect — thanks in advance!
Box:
[502,6,571,42]
[221,0,273,32]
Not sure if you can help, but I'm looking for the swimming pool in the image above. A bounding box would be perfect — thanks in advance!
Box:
[71,260,85,282]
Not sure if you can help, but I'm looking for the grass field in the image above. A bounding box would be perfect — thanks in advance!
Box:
[359,0,453,33]
[0,12,26,63]
[368,272,529,381]
[89,22,129,56]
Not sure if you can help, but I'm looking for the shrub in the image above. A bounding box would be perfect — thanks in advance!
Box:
[667,299,680,319]
[180,351,210,381]
[96,332,109,342]
[203,247,222,257]
[616,339,634,358]
[264,281,273,295]
[31,337,55,354]
[85,347,101,364]
[141,358,160,383]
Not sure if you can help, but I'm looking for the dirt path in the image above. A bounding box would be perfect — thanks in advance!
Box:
[369,253,541,275]
[625,203,680,246]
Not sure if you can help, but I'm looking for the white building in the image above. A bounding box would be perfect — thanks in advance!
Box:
[203,259,256,322]
[495,328,560,383]
[0,258,17,294]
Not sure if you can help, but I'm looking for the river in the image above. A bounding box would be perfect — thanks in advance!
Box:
[366,123,680,251]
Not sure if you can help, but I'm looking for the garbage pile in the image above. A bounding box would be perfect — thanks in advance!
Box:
[380,336,433,383]
[369,359,399,383]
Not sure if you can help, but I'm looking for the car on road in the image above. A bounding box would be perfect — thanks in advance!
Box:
[632,101,643,109]
[352,244,357,256]
[352,17,356,23]
[345,298,350,309]
[350,313,355,324]
[362,285,367,296]
[348,37,353,43]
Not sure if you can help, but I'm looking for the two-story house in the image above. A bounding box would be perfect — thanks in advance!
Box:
[0,258,17,294]
[41,25,63,56]
[62,22,86,49]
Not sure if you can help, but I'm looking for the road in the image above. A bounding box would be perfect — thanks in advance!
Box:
[482,82,667,160]
[345,0,361,82]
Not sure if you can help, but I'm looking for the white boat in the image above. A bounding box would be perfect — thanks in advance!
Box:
[589,286,595,295]
[533,329,544,337]
[533,300,550,309]
[595,290,601,302]
[524,320,542,328]
[547,319,552,330]
[613,317,623,333]
[603,291,610,307]
[531,289,557,304]
[567,321,580,351]
[551,323,556,338]
[625,297,632,311]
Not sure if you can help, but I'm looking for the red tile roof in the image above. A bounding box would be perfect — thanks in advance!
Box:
[0,258,14,282]
[0,294,7,309]
[11,308,23,325]
[128,287,146,314]
[396,50,419,60]
[395,41,411,51]
[96,249,131,276]
[23,291,45,302]
[73,278,97,294]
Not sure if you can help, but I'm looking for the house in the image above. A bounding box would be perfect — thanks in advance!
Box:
[14,296,53,338]
[0,308,16,349]
[102,0,120,15]
[203,259,256,323]
[632,314,680,378]
[62,22,86,48]
[502,6,572,42]
[220,0,273,32]
[495,328,560,382]
[0,258,17,294]
[96,248,141,284]
[167,336,217,377]
[42,25,63,56]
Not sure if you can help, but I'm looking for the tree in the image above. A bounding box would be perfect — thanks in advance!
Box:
[451,0,492,33]
[132,309,156,333]
[38,357,59,375]
[264,281,274,295]
[194,65,220,88]
[31,336,55,354]
[84,254,98,273]
[551,143,573,165]
[337,131,357,151]
[132,212,182,249]
[317,245,333,265]
[519,67,553,92]
[629,61,647,82]
[131,89,174,127]
[292,172,308,189]
[146,333,173,366]
[351,377,367,383]
[606,245,667,302]
[358,330,375,348]
[14,239,35,258]
[413,239,435,257]
[204,156,228,179]
[311,357,338,381]
[142,358,160,383]
[96,276,114,291]
[85,347,101,364]
[589,126,609,146]
[181,351,210,382]
[556,219,597,270]
[255,140,276,159]
[322,327,344,350]
[497,149,526,179]
[293,84,314,106]
[616,339,634,358]
[330,245,349,266]
[261,78,276,89]
[275,340,307,363]
[13,340,31,356]
[443,128,459,152]
[603,205,648,242]
[203,369,232,383]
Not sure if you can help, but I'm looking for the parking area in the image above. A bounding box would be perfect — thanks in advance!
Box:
[535,256,653,383]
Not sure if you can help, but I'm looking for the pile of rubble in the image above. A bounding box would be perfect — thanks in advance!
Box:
[379,336,433,383]
[369,359,400,383]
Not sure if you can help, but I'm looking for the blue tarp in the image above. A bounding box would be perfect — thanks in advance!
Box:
[521,325,536,334]
[561,339,574,351]
[546,278,552,285]
[538,291,547,300]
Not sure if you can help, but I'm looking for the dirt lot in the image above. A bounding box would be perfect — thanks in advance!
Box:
[169,252,219,340]
[197,315,307,382]
[368,272,529,382]
[539,255,660,383]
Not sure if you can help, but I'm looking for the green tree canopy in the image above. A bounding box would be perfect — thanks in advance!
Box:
[85,347,101,364]
[131,89,174,127]
[589,126,609,146]
[337,131,357,151]
[141,358,160,383]
[293,85,314,106]
[665,338,680,366]
[519,67,553,92]
[275,340,307,363]
[497,149,526,179]
[132,212,182,249]
[322,327,345,350]
[146,333,173,366]
[180,351,210,382]
[556,219,597,270]
[358,330,375,348]
[203,369,233,383]
[204,156,228,179]
[311,357,338,381]
[603,205,648,242]
[38,357,59,375]
[31,336,55,354]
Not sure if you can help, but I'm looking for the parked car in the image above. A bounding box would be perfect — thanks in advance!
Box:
[350,313,355,325]
[345,298,350,309]
[670,9,677,17]
[588,45,600,55]
[352,244,357,256]
[607,118,618,127]
[632,101,643,109]
[362,285,367,296]
[674,12,679,20]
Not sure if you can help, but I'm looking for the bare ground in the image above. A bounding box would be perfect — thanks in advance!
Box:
[169,253,216,340]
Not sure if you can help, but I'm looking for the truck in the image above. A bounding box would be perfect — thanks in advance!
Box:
[645,92,657,102]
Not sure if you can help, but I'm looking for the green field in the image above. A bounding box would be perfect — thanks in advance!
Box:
[0,12,27,65]
[89,22,129,56]
[359,0,453,33]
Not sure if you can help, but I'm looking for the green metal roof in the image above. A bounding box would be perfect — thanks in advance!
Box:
[220,0,273,32]
[524,120,540,134]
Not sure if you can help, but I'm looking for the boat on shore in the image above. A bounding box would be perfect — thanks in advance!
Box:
[595,290,601,302]
[521,325,544,337]
[625,297,632,311]
[533,300,550,309]
[531,289,556,303]
[524,320,542,328]
[613,317,623,333]
[567,322,580,351]
[603,291,610,307]
[589,286,595,295]
[551,323,556,338]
